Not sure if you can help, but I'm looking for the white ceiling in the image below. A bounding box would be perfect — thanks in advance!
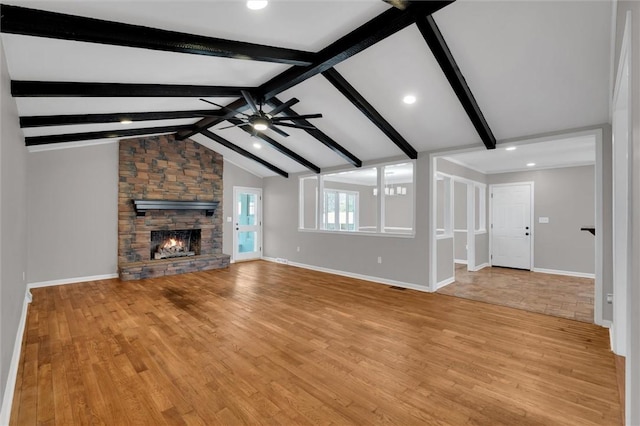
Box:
[442,134,596,175]
[1,1,613,178]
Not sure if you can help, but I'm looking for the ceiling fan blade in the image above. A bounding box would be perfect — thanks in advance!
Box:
[276,122,317,130]
[218,122,251,130]
[272,113,323,121]
[268,98,300,117]
[270,125,290,138]
[199,99,249,117]
[241,90,259,114]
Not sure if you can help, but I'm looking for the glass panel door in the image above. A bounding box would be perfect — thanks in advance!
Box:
[233,187,262,261]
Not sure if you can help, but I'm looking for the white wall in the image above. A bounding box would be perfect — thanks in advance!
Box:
[0,38,28,417]
[614,3,640,424]
[27,144,119,283]
[222,160,263,258]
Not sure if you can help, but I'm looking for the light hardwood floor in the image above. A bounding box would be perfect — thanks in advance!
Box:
[11,261,620,425]
[438,264,594,323]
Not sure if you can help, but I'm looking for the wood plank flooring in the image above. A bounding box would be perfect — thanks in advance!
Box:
[438,264,594,323]
[10,261,620,425]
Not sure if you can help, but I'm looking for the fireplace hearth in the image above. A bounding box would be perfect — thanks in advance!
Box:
[151,229,201,260]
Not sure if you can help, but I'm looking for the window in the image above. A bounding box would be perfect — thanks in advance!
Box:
[382,163,414,234]
[323,190,358,231]
[299,161,415,236]
[323,168,376,232]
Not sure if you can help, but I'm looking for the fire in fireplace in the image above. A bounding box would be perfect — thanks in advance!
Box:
[150,229,201,260]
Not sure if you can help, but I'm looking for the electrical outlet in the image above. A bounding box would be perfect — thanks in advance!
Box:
[377,256,382,264]
[296,246,300,252]
[607,293,613,304]
[22,271,26,281]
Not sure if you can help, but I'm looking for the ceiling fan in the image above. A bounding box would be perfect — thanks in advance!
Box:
[200,90,323,138]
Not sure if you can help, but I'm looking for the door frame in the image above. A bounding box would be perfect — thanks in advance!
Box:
[488,181,534,270]
[232,186,263,262]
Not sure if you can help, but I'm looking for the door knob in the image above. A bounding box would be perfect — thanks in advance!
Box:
[525,226,529,230]
[525,232,529,236]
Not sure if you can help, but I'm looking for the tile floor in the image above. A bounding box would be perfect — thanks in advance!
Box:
[438,264,594,323]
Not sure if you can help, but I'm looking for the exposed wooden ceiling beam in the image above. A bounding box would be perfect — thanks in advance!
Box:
[415,15,496,150]
[227,118,321,174]
[260,1,454,101]
[201,130,289,178]
[0,4,315,66]
[321,68,417,159]
[266,97,362,168]
[181,1,454,140]
[25,124,193,146]
[11,81,254,98]
[20,110,224,128]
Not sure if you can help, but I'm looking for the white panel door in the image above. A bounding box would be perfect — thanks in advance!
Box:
[491,184,532,270]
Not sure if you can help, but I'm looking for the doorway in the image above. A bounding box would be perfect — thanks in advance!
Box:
[490,182,534,270]
[233,187,262,262]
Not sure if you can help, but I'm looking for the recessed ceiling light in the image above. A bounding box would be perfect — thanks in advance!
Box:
[403,94,417,105]
[253,142,262,149]
[247,0,268,10]
[527,162,536,167]
[505,146,517,151]
[120,119,133,124]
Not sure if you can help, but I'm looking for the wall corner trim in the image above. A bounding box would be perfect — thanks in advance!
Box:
[262,257,430,293]
[435,276,455,290]
[470,263,490,272]
[28,273,119,289]
[0,290,32,425]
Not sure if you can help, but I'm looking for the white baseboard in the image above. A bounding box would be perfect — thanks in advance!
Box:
[0,289,32,425]
[532,268,595,279]
[262,257,429,293]
[28,273,119,289]
[470,263,490,272]
[435,276,455,290]
[454,259,468,265]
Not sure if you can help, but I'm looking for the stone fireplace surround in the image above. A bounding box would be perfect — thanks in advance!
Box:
[118,134,229,280]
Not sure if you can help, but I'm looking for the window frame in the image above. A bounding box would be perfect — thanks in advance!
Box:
[298,160,416,238]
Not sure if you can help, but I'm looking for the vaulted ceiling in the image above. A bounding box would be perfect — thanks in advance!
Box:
[1,1,612,178]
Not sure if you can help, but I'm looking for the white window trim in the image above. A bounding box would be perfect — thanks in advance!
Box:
[298,159,416,237]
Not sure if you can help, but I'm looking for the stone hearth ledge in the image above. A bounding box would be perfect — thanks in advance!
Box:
[119,253,230,281]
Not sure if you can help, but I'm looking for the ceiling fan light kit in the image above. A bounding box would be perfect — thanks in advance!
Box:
[200,90,322,137]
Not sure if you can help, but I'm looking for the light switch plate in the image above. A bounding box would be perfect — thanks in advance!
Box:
[226,216,232,222]
[539,217,549,224]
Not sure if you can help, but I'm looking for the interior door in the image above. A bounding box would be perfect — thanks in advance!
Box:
[233,187,262,262]
[491,184,532,270]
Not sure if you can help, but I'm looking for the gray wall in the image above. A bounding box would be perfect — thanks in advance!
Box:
[475,233,489,266]
[27,144,119,283]
[615,3,640,424]
[222,160,263,258]
[0,39,28,407]
[262,155,430,286]
[488,165,595,274]
[436,238,454,283]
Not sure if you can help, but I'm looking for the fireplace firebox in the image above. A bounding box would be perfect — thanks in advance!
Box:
[150,229,201,260]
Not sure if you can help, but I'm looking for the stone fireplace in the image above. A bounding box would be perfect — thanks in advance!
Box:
[118,134,230,280]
